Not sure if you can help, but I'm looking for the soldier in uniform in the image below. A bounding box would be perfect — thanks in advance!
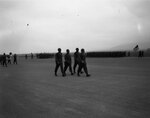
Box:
[73,48,81,73]
[13,54,17,64]
[31,53,33,59]
[7,52,12,64]
[77,49,90,77]
[2,53,7,67]
[54,48,65,76]
[64,49,73,76]
[25,54,28,59]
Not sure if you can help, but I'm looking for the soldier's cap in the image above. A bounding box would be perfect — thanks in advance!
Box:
[81,48,85,52]
[76,48,79,51]
[66,49,69,52]
[58,48,61,51]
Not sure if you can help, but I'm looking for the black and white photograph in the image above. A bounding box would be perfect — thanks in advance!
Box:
[0,0,150,118]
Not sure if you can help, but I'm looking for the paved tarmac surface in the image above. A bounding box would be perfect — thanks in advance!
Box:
[0,57,150,118]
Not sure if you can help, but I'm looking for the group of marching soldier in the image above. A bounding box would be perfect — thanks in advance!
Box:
[55,48,91,77]
[1,49,90,77]
[0,53,17,67]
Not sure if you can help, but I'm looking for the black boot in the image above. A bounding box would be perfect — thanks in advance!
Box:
[86,74,91,77]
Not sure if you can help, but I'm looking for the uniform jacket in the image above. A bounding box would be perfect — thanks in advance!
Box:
[55,52,63,64]
[64,53,72,64]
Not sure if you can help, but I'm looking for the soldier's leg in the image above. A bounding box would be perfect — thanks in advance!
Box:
[6,62,7,67]
[4,61,7,67]
[3,60,7,67]
[83,63,90,77]
[77,63,83,76]
[73,62,77,73]
[55,63,59,76]
[83,63,88,74]
[14,60,17,64]
[60,63,65,76]
[64,62,68,75]
[2,61,4,66]
[69,64,73,75]
[78,63,84,74]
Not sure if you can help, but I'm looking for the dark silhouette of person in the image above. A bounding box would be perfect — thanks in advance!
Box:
[54,48,65,76]
[73,48,81,73]
[25,54,28,59]
[77,49,90,77]
[64,49,73,76]
[7,55,11,64]
[138,50,144,58]
[2,53,7,67]
[31,53,33,59]
[7,52,12,64]
[13,54,17,64]
[138,50,141,57]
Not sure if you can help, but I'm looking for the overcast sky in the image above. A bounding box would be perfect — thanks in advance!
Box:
[0,0,150,53]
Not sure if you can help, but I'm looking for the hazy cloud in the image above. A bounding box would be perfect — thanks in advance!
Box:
[0,0,150,53]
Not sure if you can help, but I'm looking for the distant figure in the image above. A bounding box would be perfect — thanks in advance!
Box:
[138,50,144,58]
[2,53,7,67]
[7,55,11,64]
[138,51,141,57]
[54,48,65,76]
[13,54,17,64]
[31,53,33,59]
[25,54,28,59]
[77,49,90,77]
[73,48,81,73]
[133,45,139,52]
[64,49,73,76]
[7,52,12,64]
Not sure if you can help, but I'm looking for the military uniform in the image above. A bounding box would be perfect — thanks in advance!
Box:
[77,49,90,77]
[64,50,73,75]
[73,49,81,73]
[55,49,64,76]
[2,53,7,67]
[13,54,17,64]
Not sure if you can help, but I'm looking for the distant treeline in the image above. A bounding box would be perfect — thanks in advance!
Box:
[36,51,127,58]
[24,50,150,59]
[87,51,126,57]
[1,50,150,60]
[36,53,54,59]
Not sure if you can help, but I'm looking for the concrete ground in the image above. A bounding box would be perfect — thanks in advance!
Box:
[0,57,150,118]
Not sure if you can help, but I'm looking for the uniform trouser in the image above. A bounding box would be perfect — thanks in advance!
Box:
[78,62,88,75]
[64,62,73,74]
[3,60,7,67]
[8,60,11,64]
[13,60,17,64]
[73,61,80,73]
[55,63,64,75]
